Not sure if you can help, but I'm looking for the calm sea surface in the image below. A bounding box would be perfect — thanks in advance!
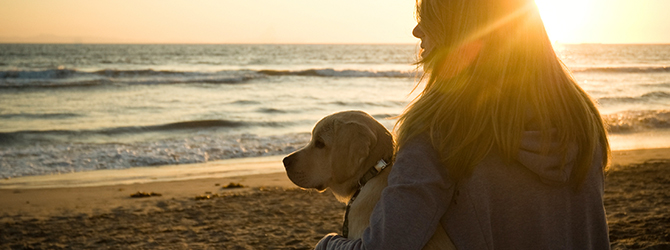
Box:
[1,44,669,179]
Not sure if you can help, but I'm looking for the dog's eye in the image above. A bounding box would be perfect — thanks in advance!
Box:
[314,140,326,149]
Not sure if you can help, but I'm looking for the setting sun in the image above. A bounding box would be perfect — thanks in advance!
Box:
[534,0,594,43]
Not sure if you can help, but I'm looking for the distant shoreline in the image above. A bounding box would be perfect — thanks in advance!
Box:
[0,155,287,190]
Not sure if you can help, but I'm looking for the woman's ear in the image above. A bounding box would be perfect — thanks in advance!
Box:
[331,120,378,183]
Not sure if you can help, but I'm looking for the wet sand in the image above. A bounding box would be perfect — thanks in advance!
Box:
[1,148,669,249]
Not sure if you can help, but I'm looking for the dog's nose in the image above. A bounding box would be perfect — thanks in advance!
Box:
[282,155,294,168]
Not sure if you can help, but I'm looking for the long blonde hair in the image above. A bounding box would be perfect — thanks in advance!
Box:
[395,0,610,185]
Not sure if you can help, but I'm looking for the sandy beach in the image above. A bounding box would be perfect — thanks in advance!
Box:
[1,148,669,249]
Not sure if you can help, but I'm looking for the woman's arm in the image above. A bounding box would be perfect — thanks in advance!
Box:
[316,138,454,250]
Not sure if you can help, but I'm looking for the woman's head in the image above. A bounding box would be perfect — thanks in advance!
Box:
[413,0,552,73]
[397,0,610,186]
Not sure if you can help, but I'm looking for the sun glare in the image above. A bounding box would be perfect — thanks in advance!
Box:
[534,0,593,43]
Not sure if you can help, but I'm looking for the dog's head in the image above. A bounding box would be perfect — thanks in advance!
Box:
[282,110,393,199]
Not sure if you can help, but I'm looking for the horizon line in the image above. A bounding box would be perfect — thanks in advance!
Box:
[2,42,670,46]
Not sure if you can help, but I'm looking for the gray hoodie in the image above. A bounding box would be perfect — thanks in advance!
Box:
[316,132,609,249]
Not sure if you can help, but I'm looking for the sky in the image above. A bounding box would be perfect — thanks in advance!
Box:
[1,0,669,44]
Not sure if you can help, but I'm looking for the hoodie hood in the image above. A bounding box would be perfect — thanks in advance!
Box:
[517,130,578,185]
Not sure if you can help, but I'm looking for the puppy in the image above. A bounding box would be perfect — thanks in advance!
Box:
[283,110,454,249]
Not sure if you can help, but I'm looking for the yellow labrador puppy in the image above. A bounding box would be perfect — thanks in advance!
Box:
[283,110,454,249]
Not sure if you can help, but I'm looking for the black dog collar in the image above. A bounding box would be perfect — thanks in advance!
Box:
[342,159,390,238]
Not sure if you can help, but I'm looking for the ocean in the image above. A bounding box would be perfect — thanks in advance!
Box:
[1,44,669,180]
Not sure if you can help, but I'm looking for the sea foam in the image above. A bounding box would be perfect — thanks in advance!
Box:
[0,133,310,179]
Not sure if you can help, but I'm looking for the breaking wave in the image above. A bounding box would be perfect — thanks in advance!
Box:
[258,68,413,78]
[598,91,670,104]
[603,110,670,133]
[0,68,414,89]
[572,66,670,74]
[0,119,290,146]
[0,132,311,179]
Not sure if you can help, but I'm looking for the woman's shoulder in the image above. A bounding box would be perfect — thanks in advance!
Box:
[389,135,452,194]
[394,135,446,175]
[396,135,438,160]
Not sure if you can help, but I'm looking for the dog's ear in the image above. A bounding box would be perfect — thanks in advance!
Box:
[331,119,377,183]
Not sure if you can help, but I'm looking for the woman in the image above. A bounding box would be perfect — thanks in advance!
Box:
[316,0,610,249]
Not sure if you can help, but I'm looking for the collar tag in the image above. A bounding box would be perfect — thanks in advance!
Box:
[374,159,388,172]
